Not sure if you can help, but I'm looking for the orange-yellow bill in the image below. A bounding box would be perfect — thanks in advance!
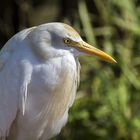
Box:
[75,41,117,63]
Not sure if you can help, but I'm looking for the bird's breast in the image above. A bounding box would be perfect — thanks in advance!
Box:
[18,55,79,139]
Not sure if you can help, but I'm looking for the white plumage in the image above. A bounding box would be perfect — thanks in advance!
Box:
[0,23,116,140]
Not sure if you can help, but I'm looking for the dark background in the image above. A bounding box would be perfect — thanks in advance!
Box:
[1,0,140,140]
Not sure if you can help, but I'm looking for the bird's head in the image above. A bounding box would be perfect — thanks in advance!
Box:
[28,22,116,63]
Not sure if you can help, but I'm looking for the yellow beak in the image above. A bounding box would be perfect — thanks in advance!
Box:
[74,41,116,63]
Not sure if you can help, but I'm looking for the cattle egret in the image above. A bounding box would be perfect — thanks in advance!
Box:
[0,23,116,140]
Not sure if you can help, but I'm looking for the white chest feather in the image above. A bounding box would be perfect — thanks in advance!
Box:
[11,55,80,140]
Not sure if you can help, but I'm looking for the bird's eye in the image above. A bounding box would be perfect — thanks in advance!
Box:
[63,38,71,44]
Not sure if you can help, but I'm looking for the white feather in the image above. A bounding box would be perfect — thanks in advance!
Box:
[0,27,35,138]
[0,23,81,140]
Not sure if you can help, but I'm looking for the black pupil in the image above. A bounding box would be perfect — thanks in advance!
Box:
[66,39,69,43]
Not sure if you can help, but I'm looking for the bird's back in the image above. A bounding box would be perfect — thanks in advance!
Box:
[0,27,36,139]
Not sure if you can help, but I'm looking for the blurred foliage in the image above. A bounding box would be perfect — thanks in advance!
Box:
[0,0,140,140]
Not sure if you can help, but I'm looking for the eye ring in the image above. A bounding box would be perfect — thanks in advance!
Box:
[63,38,71,44]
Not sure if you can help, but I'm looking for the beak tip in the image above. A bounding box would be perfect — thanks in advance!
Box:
[112,59,117,63]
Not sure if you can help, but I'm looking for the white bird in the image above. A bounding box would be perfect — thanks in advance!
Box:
[0,22,116,140]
